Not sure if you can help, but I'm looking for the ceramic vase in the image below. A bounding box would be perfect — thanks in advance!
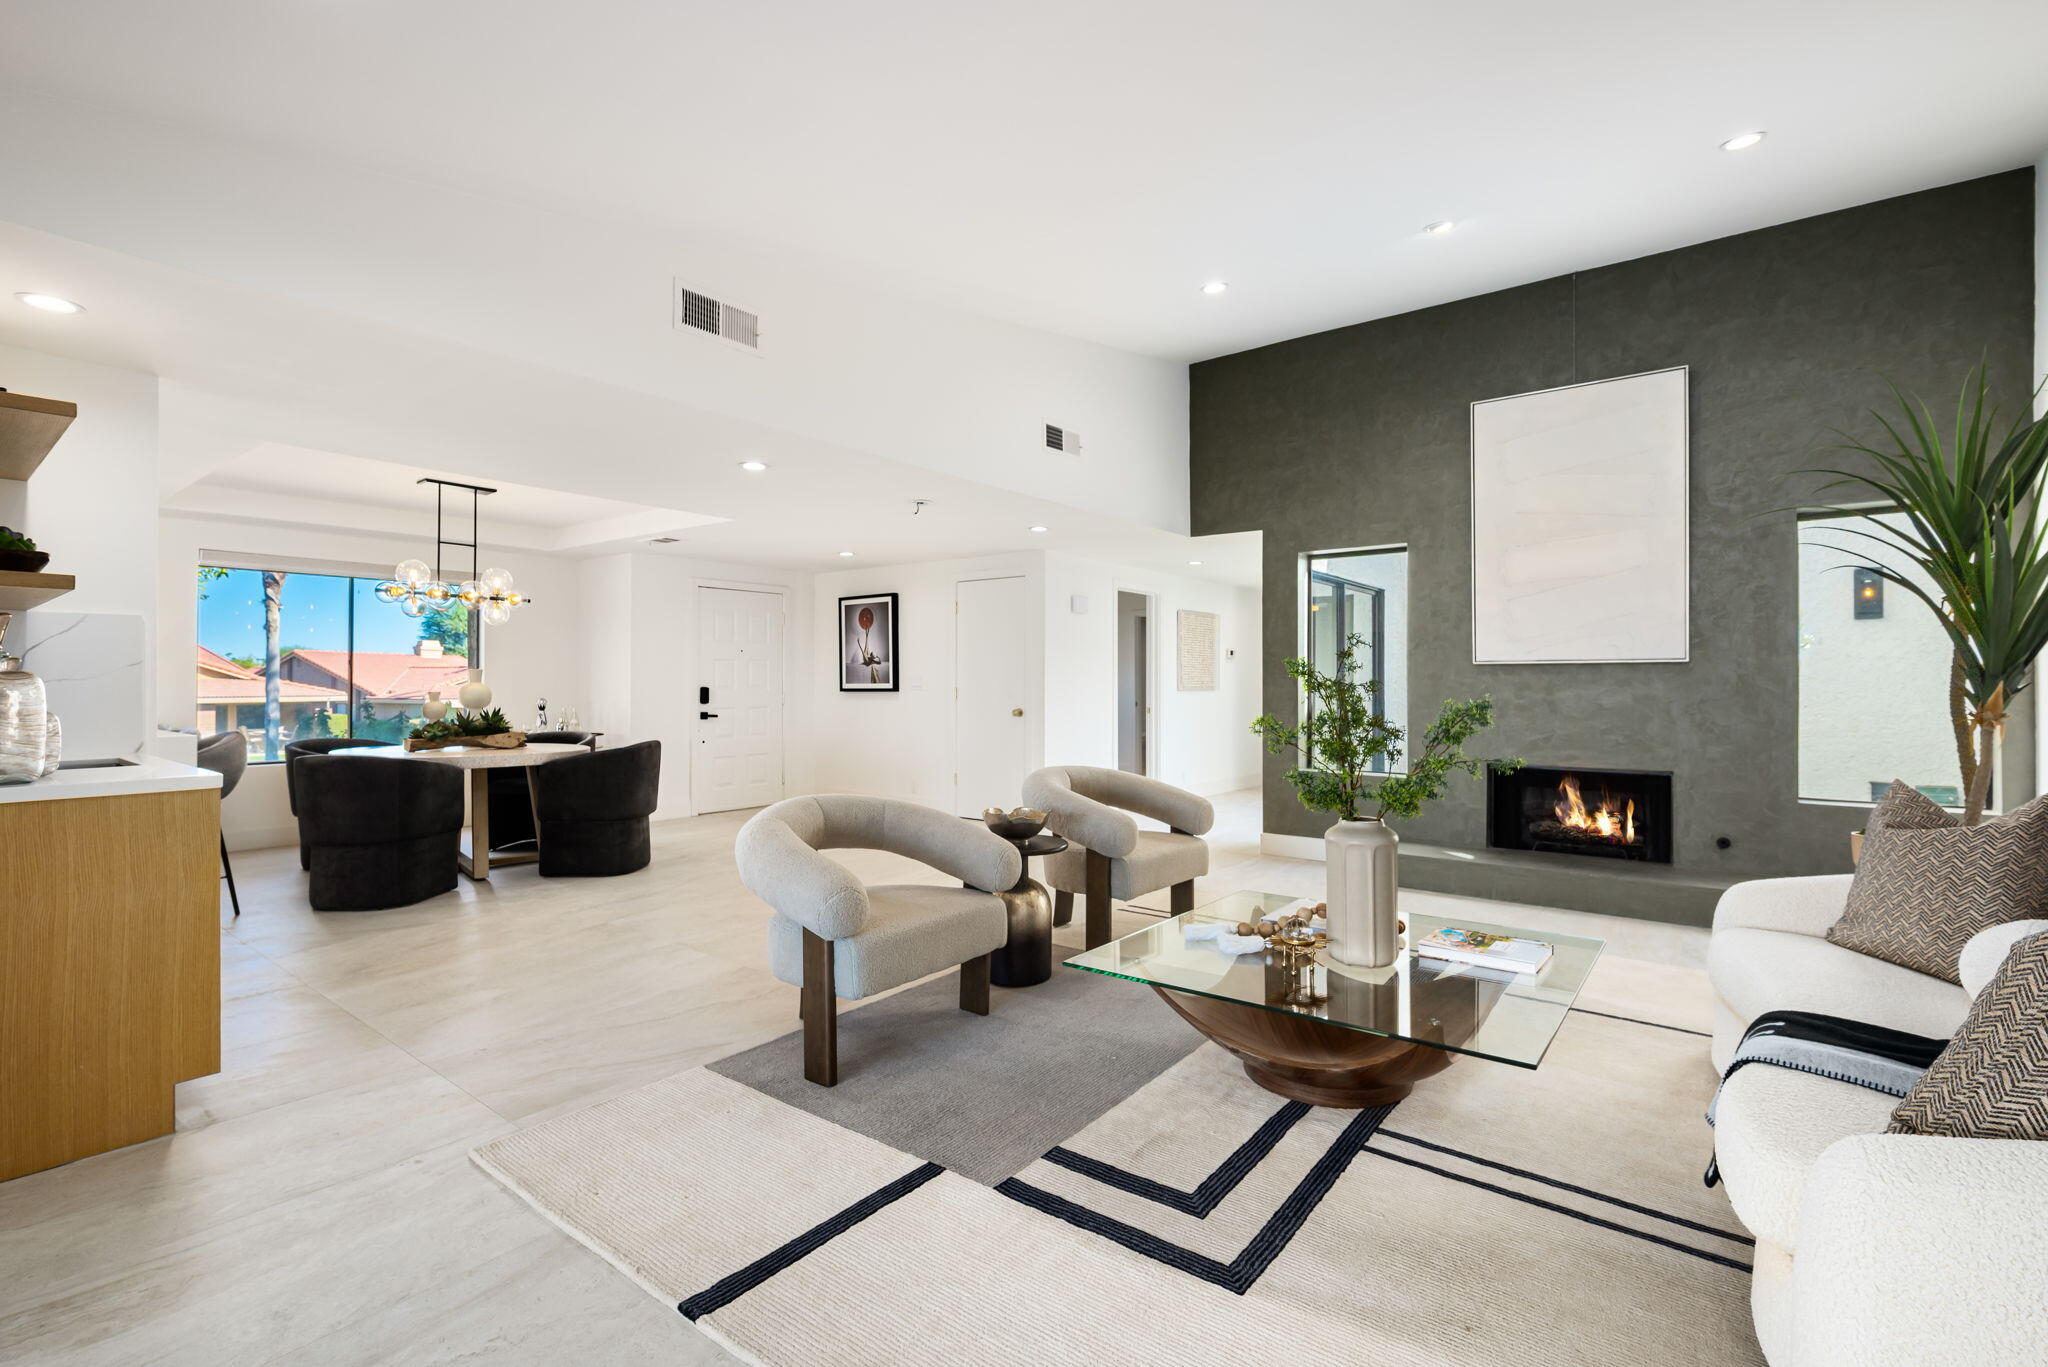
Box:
[1325,816,1399,967]
[0,612,51,785]
[421,690,448,722]
[457,668,492,710]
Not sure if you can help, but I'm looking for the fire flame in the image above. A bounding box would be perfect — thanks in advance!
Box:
[1555,775,1636,844]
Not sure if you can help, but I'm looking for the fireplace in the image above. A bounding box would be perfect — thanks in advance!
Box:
[1487,765,1673,864]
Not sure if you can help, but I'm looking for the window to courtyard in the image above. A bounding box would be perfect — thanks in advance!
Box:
[196,565,473,761]
[1797,512,1969,806]
[1304,547,1408,774]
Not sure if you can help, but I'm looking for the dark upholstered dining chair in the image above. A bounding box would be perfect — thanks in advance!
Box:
[193,731,249,917]
[285,737,385,869]
[295,755,464,911]
[529,740,660,877]
[485,730,597,852]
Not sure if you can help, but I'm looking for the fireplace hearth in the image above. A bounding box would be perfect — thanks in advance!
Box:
[1487,765,1673,864]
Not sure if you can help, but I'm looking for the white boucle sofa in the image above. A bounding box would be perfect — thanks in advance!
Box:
[1708,875,2048,1366]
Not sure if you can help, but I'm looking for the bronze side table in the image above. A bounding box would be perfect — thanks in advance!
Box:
[989,832,1067,987]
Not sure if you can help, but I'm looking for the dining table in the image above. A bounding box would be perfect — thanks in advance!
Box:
[332,741,590,880]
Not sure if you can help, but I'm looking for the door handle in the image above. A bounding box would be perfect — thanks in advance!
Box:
[1011,708,1024,717]
[700,711,719,719]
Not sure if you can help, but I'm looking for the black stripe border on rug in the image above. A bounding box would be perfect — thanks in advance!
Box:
[997,1103,1392,1295]
[1376,1130,1754,1246]
[1040,1100,1310,1217]
[679,1162,944,1321]
[1361,1146,1752,1273]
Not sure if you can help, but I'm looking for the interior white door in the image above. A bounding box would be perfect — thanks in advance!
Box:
[954,575,1030,816]
[694,586,785,814]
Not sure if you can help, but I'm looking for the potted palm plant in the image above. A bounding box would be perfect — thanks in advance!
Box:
[1251,634,1518,966]
[1806,365,2048,825]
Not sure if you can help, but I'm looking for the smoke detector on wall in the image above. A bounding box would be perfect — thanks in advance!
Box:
[1045,424,1079,452]
[673,280,761,352]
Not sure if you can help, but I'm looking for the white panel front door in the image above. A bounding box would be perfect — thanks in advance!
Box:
[694,586,785,814]
[954,575,1029,816]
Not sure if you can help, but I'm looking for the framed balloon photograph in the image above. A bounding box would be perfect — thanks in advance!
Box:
[838,592,899,691]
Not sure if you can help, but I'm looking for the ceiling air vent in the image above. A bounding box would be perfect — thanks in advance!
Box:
[648,537,681,545]
[673,281,761,353]
[1045,424,1078,452]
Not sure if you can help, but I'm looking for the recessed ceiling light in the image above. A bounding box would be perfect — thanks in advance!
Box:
[1200,281,1229,295]
[1187,559,1204,566]
[15,292,83,313]
[837,550,855,557]
[1719,131,1767,152]
[1423,220,1456,236]
[738,460,768,472]
[1028,525,1048,533]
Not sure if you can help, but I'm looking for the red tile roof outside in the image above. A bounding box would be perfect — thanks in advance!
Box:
[283,648,471,701]
[197,645,260,679]
[197,676,350,705]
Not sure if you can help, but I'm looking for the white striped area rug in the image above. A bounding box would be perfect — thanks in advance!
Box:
[473,966,1764,1366]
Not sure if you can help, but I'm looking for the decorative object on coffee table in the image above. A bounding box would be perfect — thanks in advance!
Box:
[1067,889,1601,1107]
[1251,632,1516,968]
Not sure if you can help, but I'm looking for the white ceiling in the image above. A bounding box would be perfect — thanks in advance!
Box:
[2,0,2044,360]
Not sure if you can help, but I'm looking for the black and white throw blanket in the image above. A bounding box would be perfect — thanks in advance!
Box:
[1703,1010,1948,1187]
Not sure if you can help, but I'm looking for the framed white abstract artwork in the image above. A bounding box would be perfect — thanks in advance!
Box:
[1470,366,1689,664]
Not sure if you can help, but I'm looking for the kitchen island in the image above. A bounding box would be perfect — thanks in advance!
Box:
[1,757,222,1181]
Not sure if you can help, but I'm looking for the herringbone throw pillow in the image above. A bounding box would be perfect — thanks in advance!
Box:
[1827,781,2048,983]
[1888,930,2048,1139]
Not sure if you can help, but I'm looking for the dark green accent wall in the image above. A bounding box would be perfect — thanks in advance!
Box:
[1191,170,2037,881]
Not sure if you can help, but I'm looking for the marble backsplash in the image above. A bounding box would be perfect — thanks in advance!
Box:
[10,611,148,760]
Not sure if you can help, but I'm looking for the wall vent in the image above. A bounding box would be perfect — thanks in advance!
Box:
[648,536,681,544]
[1045,424,1078,452]
[674,281,761,352]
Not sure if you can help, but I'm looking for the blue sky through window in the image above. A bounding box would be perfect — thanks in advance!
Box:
[198,568,433,660]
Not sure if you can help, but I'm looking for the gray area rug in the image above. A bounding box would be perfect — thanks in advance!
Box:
[709,965,1203,1184]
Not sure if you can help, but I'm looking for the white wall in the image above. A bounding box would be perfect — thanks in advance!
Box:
[159,511,585,849]
[1043,555,1262,797]
[0,91,1190,536]
[0,344,159,748]
[810,551,1044,810]
[577,552,814,823]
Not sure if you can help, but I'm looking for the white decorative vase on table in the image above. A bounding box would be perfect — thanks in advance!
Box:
[1325,816,1400,967]
[457,669,492,710]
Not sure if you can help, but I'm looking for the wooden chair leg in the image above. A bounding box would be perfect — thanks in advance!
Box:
[802,929,838,1087]
[1053,890,1073,928]
[1170,879,1194,915]
[1085,849,1112,950]
[960,953,991,1016]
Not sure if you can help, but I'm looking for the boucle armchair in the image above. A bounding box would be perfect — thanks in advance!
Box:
[1022,766,1213,949]
[736,795,1022,1086]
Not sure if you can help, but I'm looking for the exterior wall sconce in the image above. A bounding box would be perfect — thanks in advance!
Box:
[1852,568,1884,620]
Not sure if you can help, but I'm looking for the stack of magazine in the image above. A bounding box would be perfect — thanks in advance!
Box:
[1414,926,1553,976]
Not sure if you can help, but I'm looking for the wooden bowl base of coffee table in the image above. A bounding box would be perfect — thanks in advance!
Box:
[1153,985,1453,1108]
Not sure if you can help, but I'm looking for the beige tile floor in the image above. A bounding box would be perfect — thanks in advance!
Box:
[0,789,1710,1365]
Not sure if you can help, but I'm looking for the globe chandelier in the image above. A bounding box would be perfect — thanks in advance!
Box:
[374,478,530,626]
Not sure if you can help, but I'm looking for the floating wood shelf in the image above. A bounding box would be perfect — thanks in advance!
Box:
[0,391,79,481]
[0,570,76,611]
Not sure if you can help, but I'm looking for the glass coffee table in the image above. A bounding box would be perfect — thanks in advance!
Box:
[1064,891,1604,1108]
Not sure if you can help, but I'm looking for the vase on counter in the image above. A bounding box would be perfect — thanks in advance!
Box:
[0,611,54,784]
[1325,816,1400,967]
